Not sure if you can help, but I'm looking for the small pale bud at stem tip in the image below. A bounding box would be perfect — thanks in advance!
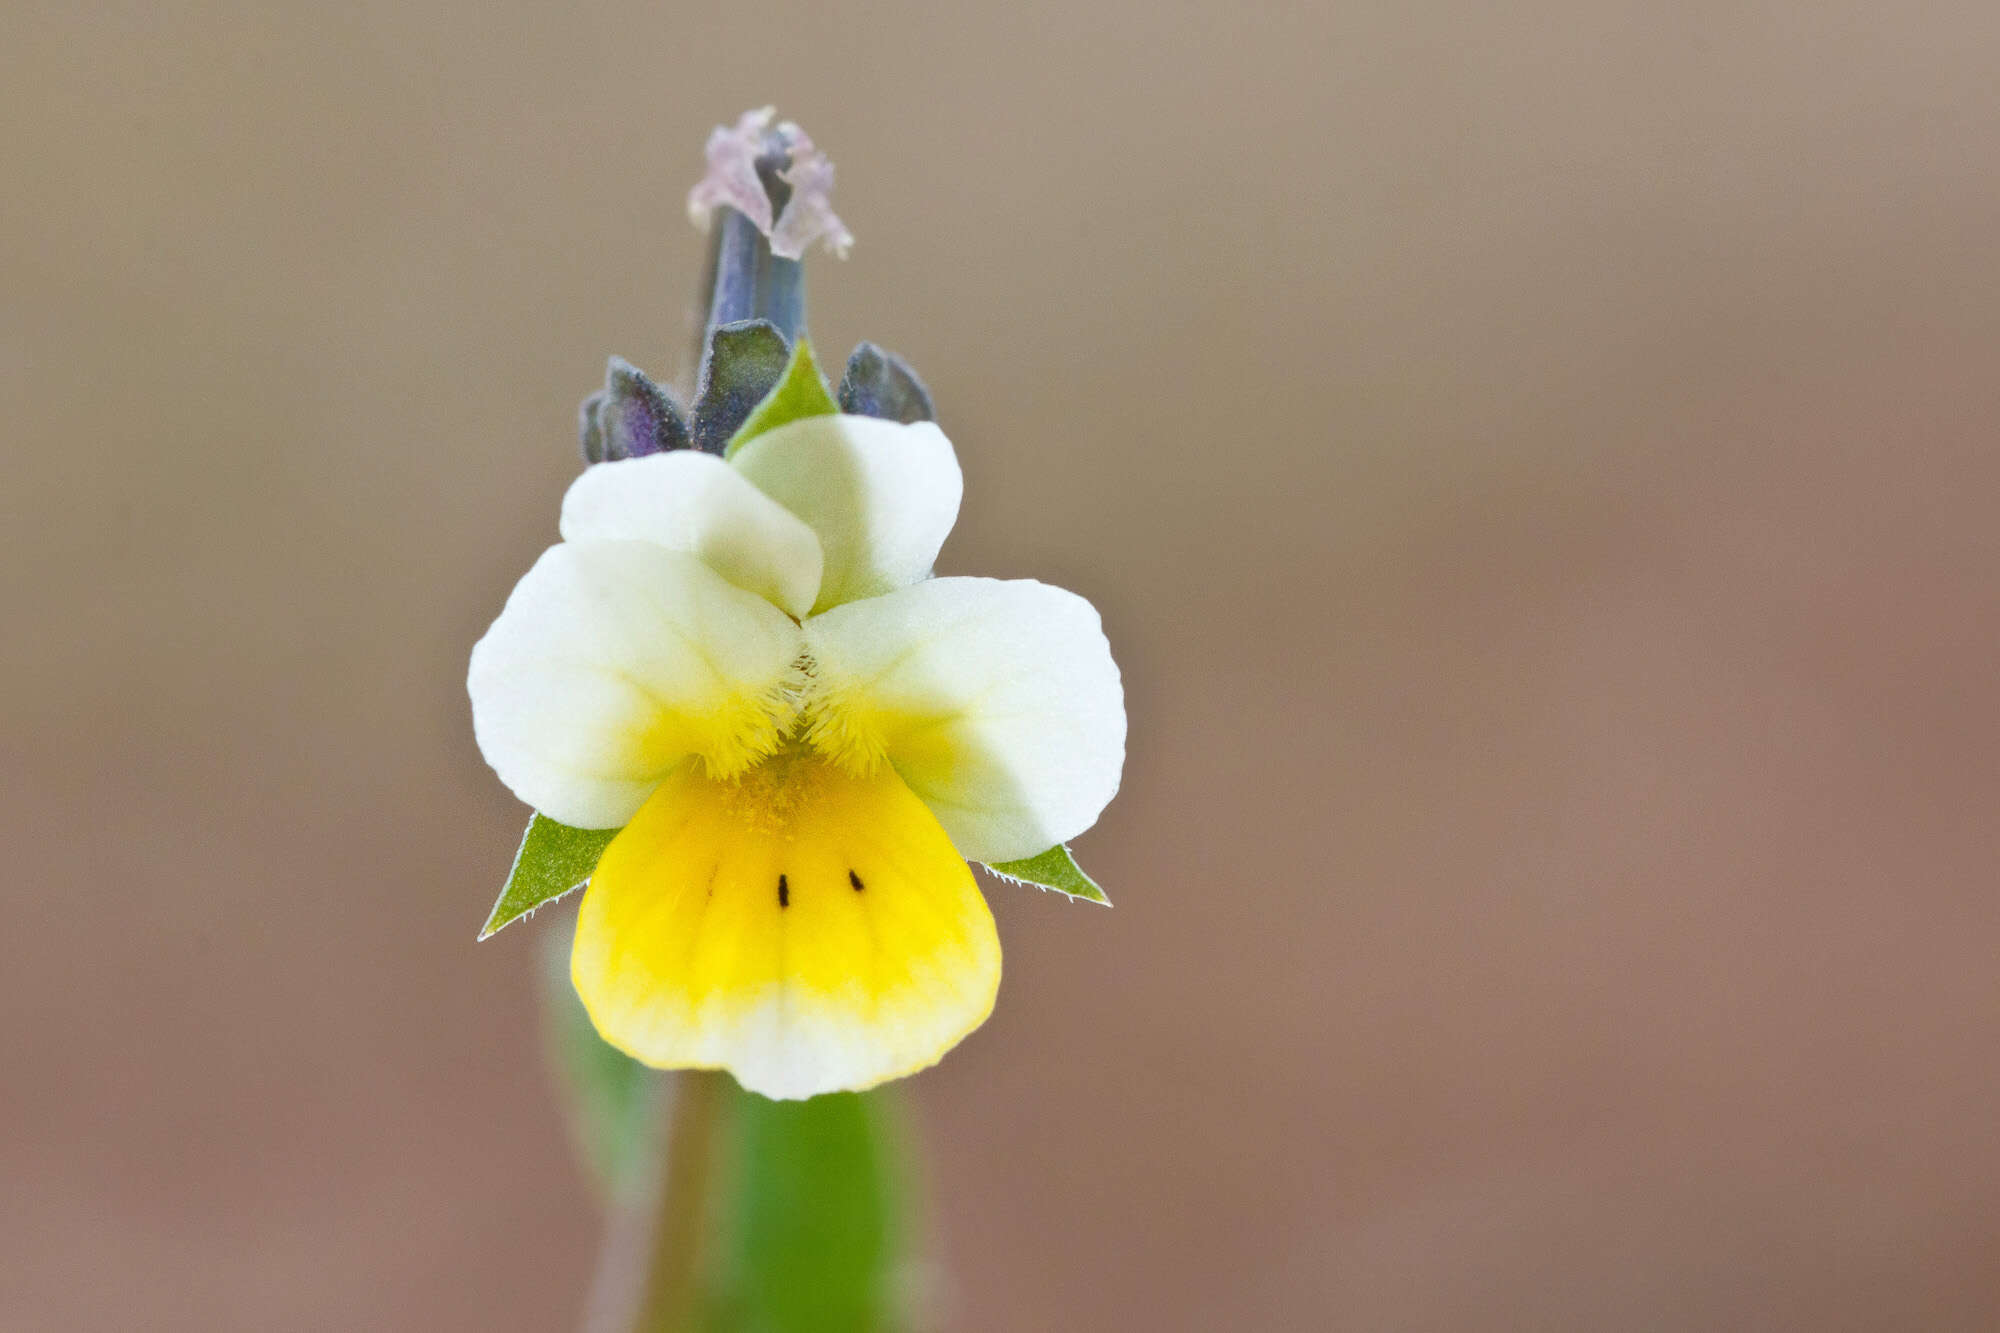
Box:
[690,109,850,397]
[687,107,853,262]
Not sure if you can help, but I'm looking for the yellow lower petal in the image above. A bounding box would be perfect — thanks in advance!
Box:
[571,749,1001,1099]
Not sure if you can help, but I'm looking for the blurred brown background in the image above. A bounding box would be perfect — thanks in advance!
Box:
[6,2,1999,1328]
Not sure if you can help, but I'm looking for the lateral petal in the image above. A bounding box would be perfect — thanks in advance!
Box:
[468,541,803,828]
[803,577,1126,863]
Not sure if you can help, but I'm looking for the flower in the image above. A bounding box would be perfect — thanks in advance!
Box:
[468,411,1125,1098]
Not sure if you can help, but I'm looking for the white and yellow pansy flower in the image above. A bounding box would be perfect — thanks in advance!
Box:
[469,404,1124,1100]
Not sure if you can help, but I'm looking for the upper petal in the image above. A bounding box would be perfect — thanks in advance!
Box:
[730,415,961,614]
[803,577,1126,863]
[468,540,803,828]
[560,451,823,618]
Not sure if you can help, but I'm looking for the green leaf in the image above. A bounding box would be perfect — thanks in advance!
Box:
[478,812,620,939]
[707,1088,906,1333]
[982,843,1112,905]
[537,907,665,1200]
[723,335,839,458]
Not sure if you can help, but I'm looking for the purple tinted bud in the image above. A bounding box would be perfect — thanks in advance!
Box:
[579,357,690,464]
[837,342,935,424]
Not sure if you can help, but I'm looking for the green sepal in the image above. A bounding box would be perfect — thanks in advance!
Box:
[477,812,620,939]
[982,843,1112,905]
[723,335,839,458]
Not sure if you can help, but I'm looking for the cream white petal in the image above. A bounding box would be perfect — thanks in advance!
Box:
[730,415,961,614]
[560,452,823,618]
[468,540,802,828]
[803,577,1126,863]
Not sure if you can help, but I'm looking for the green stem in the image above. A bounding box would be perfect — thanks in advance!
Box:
[580,1070,728,1333]
[635,1070,727,1331]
